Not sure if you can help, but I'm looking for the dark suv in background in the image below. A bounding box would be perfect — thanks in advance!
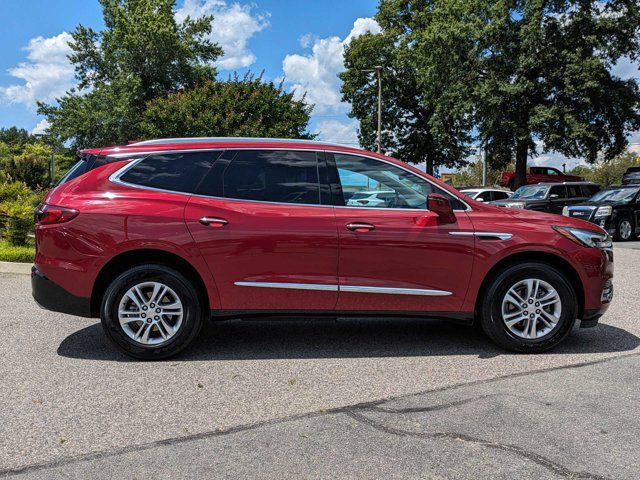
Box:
[564,185,640,240]
[490,182,600,214]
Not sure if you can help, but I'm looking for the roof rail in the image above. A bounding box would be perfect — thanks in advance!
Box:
[129,137,356,148]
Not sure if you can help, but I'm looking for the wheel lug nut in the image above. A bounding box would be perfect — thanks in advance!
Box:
[150,304,155,308]
[154,316,159,320]
[156,308,161,313]
[141,313,146,318]
[524,311,528,315]
[530,314,535,318]
[142,306,147,311]
[528,299,533,304]
[146,318,151,323]
[522,304,527,308]
[536,309,540,314]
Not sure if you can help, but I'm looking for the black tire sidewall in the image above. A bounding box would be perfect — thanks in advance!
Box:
[480,263,577,353]
[101,265,203,360]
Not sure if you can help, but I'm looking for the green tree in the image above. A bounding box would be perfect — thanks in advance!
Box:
[38,0,222,149]
[569,151,640,187]
[342,1,640,185]
[454,158,514,188]
[340,13,473,174]
[141,74,313,139]
[0,127,34,153]
[1,142,73,189]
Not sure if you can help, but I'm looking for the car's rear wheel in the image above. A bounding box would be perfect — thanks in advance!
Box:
[615,217,635,241]
[479,262,577,352]
[100,265,204,360]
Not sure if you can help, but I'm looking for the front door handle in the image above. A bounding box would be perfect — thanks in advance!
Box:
[346,222,375,233]
[199,217,228,228]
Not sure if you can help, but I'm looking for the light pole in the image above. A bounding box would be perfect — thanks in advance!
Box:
[361,66,383,153]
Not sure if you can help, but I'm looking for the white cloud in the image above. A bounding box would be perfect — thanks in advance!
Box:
[315,119,359,146]
[0,32,74,108]
[282,17,381,115]
[30,119,51,136]
[176,0,268,70]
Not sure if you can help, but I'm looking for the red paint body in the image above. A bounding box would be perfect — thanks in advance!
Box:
[35,139,612,320]
[500,167,583,188]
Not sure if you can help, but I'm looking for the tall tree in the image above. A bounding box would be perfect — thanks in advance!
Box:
[342,0,640,185]
[340,12,474,174]
[140,74,313,139]
[38,0,222,149]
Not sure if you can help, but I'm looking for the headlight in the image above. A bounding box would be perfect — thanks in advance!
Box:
[594,206,612,218]
[562,206,569,216]
[505,202,525,209]
[552,226,612,249]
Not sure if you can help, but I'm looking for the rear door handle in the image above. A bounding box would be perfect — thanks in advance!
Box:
[199,217,228,228]
[346,222,375,233]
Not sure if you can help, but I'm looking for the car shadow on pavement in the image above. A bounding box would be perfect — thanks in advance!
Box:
[57,318,640,362]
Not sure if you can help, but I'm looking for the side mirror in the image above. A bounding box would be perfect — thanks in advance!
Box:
[427,193,456,224]
[549,194,559,200]
[476,197,485,202]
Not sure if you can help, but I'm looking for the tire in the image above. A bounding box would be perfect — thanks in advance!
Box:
[615,216,635,242]
[100,264,204,360]
[479,262,577,353]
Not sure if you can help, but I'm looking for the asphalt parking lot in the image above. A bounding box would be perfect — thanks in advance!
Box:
[1,245,639,479]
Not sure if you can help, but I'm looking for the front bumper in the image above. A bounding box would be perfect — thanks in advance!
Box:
[31,266,92,317]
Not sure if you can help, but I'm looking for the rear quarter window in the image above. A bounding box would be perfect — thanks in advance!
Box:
[57,154,109,185]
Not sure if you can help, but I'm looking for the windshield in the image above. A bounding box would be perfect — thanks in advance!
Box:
[590,187,639,203]
[511,185,549,199]
[460,190,480,198]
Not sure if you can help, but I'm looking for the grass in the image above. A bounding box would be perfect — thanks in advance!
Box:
[0,238,35,263]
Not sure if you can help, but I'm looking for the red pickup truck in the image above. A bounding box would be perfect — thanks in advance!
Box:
[500,167,583,190]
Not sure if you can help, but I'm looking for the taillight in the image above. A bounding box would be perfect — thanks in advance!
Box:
[35,204,79,225]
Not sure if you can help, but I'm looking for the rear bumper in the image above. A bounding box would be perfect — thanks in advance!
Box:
[31,266,92,317]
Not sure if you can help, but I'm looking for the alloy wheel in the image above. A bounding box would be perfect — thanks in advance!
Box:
[501,278,562,339]
[619,220,632,240]
[118,281,184,345]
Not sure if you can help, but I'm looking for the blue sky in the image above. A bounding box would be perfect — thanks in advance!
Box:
[0,0,377,146]
[1,0,638,171]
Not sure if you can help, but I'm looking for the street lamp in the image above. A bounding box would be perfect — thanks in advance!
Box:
[361,65,383,153]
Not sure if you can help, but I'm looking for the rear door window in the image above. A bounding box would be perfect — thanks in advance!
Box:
[493,191,510,200]
[549,185,567,198]
[119,151,221,193]
[197,150,321,205]
[566,185,583,198]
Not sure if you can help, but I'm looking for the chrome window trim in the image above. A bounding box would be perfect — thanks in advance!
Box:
[234,281,452,296]
[107,147,471,212]
[449,231,513,240]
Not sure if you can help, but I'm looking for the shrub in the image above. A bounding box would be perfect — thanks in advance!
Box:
[0,187,41,246]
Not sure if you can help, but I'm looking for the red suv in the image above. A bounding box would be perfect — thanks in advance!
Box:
[32,138,614,359]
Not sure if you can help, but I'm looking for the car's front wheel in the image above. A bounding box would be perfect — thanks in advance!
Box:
[479,262,577,352]
[100,265,204,360]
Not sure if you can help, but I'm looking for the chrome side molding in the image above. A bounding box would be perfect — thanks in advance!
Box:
[449,231,513,241]
[234,282,339,292]
[234,281,452,296]
[339,285,452,296]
